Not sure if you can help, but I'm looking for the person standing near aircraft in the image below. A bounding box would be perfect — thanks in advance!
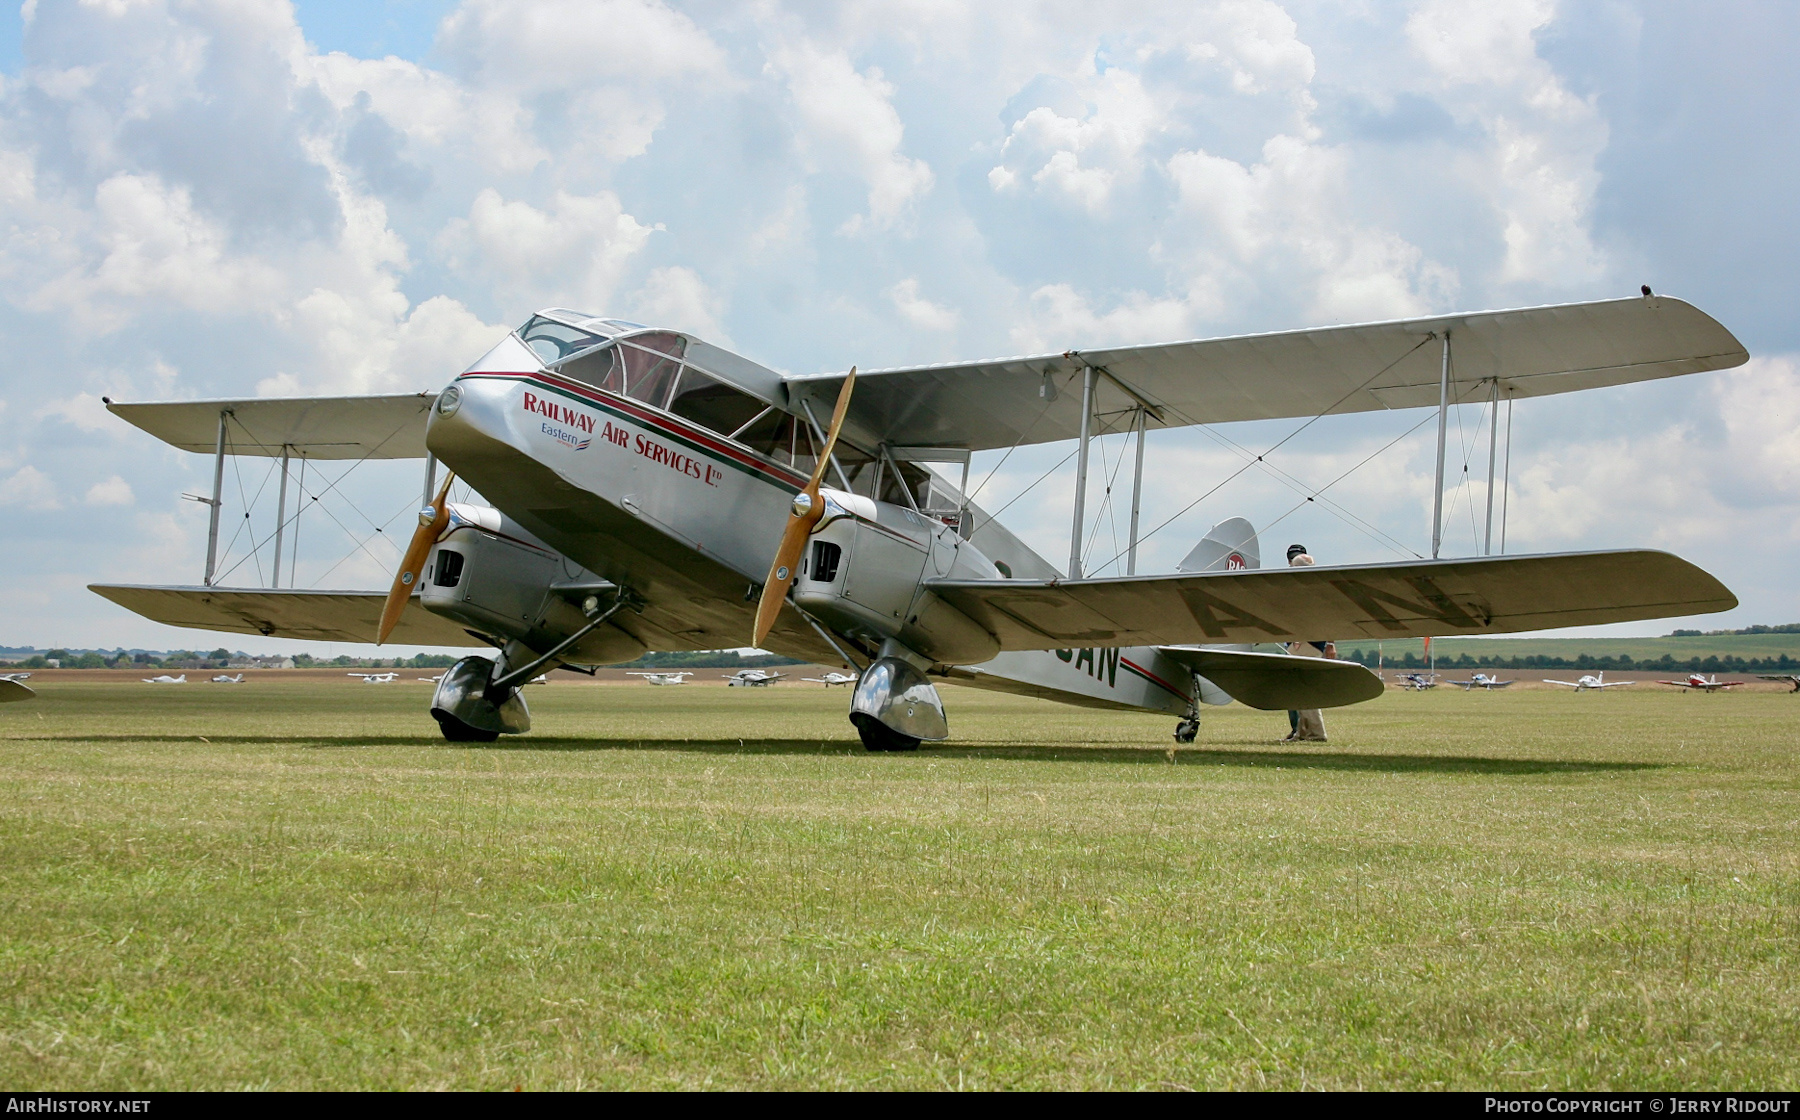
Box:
[1283,545,1333,742]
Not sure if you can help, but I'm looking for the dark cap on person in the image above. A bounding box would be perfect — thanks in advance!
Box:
[1287,544,1309,561]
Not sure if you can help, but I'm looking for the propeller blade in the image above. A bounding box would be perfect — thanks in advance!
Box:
[378,473,455,645]
[753,368,855,647]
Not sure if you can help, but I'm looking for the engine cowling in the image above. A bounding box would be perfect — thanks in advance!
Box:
[419,503,645,665]
[792,490,999,665]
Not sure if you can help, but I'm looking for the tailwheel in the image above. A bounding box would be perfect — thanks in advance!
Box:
[433,711,499,743]
[1173,717,1198,744]
[851,713,920,752]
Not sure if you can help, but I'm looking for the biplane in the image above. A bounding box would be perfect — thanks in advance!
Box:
[92,293,1744,748]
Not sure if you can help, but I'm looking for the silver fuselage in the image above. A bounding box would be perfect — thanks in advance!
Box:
[421,327,1215,718]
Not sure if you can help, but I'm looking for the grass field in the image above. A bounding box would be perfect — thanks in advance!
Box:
[1,679,1796,1090]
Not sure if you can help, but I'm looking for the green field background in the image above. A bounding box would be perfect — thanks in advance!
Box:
[2,679,1796,1090]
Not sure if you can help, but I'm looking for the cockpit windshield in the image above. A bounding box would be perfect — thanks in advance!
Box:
[517,312,654,365]
[517,315,604,364]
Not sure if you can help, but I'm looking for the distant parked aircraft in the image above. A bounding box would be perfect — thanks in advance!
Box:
[0,673,31,681]
[724,669,784,687]
[349,672,399,683]
[1543,672,1633,691]
[210,673,245,684]
[1758,674,1800,693]
[418,673,446,683]
[801,671,859,688]
[628,671,693,685]
[142,674,186,684]
[1447,673,1514,690]
[1657,673,1745,692]
[1392,673,1437,691]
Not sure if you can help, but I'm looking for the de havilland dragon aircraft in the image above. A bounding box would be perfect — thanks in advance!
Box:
[91,293,1746,749]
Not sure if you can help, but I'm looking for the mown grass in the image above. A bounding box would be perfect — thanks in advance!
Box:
[0,679,1796,1090]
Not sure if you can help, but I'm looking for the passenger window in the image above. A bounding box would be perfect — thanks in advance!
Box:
[556,345,622,393]
[736,409,809,470]
[668,367,768,436]
[620,332,685,408]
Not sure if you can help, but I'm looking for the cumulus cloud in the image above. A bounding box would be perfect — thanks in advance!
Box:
[767,38,934,232]
[1406,0,1608,287]
[439,188,655,320]
[84,475,134,506]
[885,278,959,331]
[0,466,60,511]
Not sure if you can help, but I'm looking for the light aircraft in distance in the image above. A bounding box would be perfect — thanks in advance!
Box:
[803,671,860,687]
[92,293,1746,749]
[628,671,693,685]
[1447,672,1514,690]
[142,674,186,684]
[349,672,400,683]
[1393,673,1438,691]
[210,673,245,683]
[1656,673,1745,692]
[1544,672,1633,691]
[725,669,784,687]
[1758,674,1800,693]
[0,675,34,703]
[419,673,447,683]
[0,672,31,681]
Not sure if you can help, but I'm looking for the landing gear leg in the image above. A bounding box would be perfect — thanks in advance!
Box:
[1173,700,1199,744]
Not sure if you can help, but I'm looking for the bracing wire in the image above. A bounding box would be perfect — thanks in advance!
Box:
[1090,336,1436,569]
[1257,408,1442,551]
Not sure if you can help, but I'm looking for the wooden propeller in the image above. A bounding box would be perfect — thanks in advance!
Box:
[752,369,855,648]
[378,473,455,645]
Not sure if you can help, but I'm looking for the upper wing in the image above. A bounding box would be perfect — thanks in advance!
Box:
[784,296,1746,453]
[1156,647,1383,710]
[106,393,435,459]
[90,584,481,646]
[926,550,1734,650]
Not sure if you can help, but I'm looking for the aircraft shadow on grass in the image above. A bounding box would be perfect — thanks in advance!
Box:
[21,734,1660,775]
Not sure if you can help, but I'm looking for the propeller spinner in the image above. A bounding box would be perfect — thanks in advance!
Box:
[752,368,855,648]
[378,473,455,644]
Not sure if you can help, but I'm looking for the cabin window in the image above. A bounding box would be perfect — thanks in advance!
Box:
[518,316,604,364]
[668,367,768,436]
[433,549,465,587]
[810,541,842,583]
[619,332,686,408]
[555,345,622,393]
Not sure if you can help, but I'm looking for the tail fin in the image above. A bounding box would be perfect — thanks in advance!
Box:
[1176,517,1260,573]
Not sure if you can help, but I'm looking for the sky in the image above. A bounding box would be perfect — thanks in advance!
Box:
[1,0,1796,657]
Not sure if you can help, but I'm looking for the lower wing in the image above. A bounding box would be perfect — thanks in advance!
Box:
[89,584,481,646]
[927,550,1733,650]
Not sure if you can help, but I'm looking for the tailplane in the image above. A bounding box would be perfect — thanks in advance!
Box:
[1176,516,1260,573]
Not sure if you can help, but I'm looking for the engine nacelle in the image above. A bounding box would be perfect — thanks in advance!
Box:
[792,490,999,666]
[419,503,645,665]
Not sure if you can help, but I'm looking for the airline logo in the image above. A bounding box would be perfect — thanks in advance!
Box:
[1226,553,1246,569]
[524,391,595,450]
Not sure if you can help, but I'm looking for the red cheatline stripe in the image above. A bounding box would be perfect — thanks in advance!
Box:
[459,371,808,489]
[1121,656,1190,700]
